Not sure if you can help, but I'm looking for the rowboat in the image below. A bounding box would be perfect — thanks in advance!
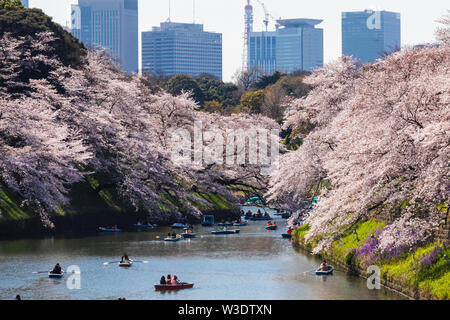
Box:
[315,266,334,275]
[211,229,240,235]
[99,227,122,233]
[119,260,132,267]
[154,283,194,291]
[281,233,292,239]
[217,222,234,227]
[48,271,64,279]
[233,221,248,226]
[164,237,181,242]
[181,233,197,239]
[265,225,278,230]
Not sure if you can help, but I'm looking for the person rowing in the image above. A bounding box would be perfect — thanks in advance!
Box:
[120,254,130,263]
[51,263,62,274]
[171,275,180,285]
[166,274,172,284]
[320,260,329,271]
[160,276,166,285]
[267,221,272,227]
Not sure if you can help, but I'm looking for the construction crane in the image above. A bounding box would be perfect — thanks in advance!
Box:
[255,0,278,31]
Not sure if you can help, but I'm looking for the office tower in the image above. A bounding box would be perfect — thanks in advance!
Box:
[21,0,28,8]
[342,10,401,63]
[71,0,138,73]
[142,22,223,80]
[249,31,277,75]
[249,19,323,75]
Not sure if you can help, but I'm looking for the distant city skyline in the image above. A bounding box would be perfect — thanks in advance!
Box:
[28,0,450,81]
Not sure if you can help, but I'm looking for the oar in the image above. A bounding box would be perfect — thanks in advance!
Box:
[103,261,120,265]
[32,271,50,274]
[130,260,149,264]
[301,267,318,275]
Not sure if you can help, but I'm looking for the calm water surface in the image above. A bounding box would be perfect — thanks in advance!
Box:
[0,207,405,300]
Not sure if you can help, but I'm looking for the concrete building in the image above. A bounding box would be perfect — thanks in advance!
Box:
[71,0,138,73]
[342,10,401,63]
[142,22,222,79]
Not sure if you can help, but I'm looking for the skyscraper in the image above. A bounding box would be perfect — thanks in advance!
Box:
[342,10,401,63]
[249,19,324,75]
[21,0,28,8]
[71,0,138,73]
[142,22,222,79]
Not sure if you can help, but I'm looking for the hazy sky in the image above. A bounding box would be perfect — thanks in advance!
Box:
[29,0,449,81]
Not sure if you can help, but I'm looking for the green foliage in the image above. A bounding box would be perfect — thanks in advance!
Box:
[0,0,22,9]
[293,223,310,243]
[382,242,450,299]
[194,192,232,211]
[238,90,265,114]
[254,71,286,90]
[165,74,205,105]
[0,6,86,68]
[437,202,448,212]
[0,186,32,221]
[203,100,223,114]
[336,220,384,254]
[276,75,312,98]
[195,74,242,108]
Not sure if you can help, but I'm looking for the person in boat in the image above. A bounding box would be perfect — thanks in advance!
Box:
[15,295,21,300]
[160,276,166,285]
[320,260,329,271]
[287,227,293,235]
[166,274,172,284]
[121,254,130,263]
[51,263,62,274]
[246,210,252,218]
[267,222,272,227]
[171,275,180,285]
[171,231,177,238]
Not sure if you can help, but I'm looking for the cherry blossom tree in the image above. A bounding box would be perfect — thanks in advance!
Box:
[1,31,280,227]
[268,43,450,254]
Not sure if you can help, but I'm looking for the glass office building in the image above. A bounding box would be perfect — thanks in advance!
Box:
[142,22,222,80]
[342,10,401,63]
[249,19,323,75]
[249,31,277,75]
[71,0,138,73]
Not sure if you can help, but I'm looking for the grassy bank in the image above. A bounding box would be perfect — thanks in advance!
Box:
[293,220,450,300]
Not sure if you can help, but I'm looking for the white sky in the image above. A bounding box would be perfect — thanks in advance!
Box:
[30,0,449,81]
